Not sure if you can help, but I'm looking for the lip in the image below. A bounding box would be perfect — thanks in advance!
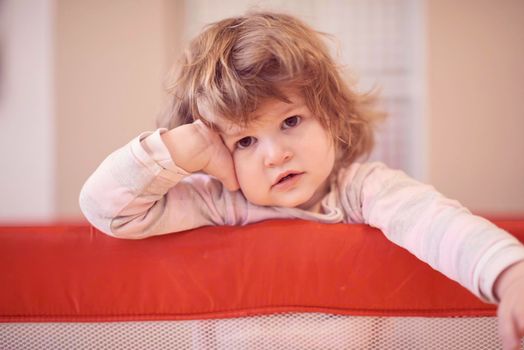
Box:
[272,170,305,190]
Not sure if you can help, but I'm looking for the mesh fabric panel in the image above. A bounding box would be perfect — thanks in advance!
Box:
[1,312,517,349]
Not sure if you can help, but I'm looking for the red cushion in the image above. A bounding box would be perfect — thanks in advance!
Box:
[1,220,523,322]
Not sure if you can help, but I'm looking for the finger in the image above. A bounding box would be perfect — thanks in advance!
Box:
[222,161,240,191]
[223,175,240,192]
[213,134,240,191]
[193,119,241,191]
[515,313,524,349]
[210,160,240,192]
[498,307,520,350]
[208,168,239,192]
[205,148,240,191]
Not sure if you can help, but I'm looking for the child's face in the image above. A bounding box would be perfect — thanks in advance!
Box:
[206,91,336,211]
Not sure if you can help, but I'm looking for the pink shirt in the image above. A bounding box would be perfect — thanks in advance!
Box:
[80,129,524,303]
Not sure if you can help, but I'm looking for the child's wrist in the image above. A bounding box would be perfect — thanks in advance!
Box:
[494,260,524,301]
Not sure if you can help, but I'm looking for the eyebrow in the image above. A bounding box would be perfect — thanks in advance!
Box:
[252,103,297,120]
[208,102,302,138]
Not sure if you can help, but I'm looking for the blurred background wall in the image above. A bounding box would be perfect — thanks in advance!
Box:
[427,0,524,217]
[0,0,522,222]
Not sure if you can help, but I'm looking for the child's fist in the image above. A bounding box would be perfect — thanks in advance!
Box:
[495,260,524,350]
[192,120,240,192]
[161,120,240,192]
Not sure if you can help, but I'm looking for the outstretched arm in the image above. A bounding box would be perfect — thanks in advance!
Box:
[342,162,524,348]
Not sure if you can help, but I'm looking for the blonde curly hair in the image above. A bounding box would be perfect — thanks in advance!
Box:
[159,11,384,168]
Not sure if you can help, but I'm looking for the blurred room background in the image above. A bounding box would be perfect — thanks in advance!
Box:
[0,0,522,222]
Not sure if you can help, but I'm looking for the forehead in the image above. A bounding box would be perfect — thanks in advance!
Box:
[208,115,245,137]
[198,92,306,137]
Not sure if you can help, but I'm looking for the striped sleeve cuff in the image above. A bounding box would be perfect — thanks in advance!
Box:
[132,128,190,183]
[475,238,524,303]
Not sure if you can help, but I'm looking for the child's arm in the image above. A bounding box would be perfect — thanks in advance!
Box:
[495,260,524,350]
[342,162,524,302]
[342,162,524,348]
[79,122,245,238]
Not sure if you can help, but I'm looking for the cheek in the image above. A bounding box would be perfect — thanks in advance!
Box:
[305,129,334,158]
[235,169,267,205]
[310,132,336,176]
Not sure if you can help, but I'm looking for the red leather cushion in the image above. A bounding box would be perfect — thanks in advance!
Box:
[1,220,523,322]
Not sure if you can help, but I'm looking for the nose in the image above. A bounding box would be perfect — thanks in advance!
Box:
[262,138,292,167]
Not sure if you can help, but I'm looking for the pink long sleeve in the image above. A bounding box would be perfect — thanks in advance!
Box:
[79,130,288,238]
[339,162,524,302]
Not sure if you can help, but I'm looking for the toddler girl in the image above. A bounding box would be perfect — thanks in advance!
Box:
[80,12,524,349]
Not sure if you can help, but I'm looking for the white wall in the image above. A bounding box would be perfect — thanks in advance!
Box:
[54,0,180,218]
[427,0,524,215]
[0,0,55,221]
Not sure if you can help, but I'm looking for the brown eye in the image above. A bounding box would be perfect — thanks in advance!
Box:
[236,136,255,149]
[283,115,301,129]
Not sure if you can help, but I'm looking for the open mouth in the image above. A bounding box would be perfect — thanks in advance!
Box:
[273,171,304,188]
[277,173,296,184]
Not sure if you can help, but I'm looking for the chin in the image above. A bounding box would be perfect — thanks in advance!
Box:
[273,195,314,209]
[246,195,307,208]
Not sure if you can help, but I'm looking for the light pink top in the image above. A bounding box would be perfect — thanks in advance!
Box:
[80,129,524,303]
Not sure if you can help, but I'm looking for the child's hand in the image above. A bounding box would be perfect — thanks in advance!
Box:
[495,260,524,350]
[161,120,240,191]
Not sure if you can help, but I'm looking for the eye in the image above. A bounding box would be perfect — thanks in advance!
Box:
[282,115,301,129]
[236,136,256,149]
